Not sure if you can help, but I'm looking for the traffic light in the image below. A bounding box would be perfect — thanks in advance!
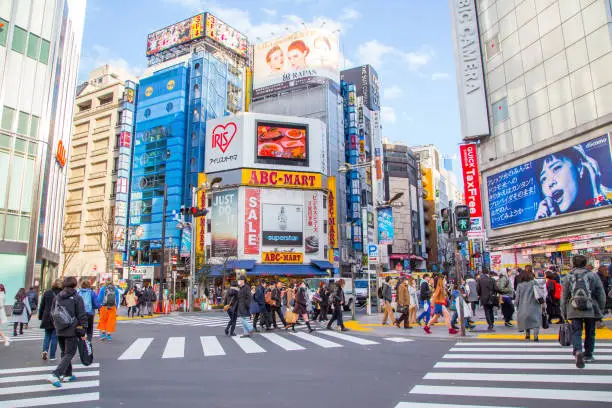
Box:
[455,205,471,232]
[180,205,208,218]
[129,242,137,257]
[441,208,452,234]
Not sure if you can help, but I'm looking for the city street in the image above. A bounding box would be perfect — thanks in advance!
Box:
[1,314,611,408]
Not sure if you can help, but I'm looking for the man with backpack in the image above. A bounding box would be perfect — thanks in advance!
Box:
[416,275,432,326]
[561,255,606,368]
[48,276,88,388]
[497,270,515,327]
[97,278,120,341]
[78,280,100,342]
[380,276,395,325]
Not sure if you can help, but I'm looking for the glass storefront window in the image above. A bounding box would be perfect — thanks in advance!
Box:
[1,106,15,130]
[4,214,19,240]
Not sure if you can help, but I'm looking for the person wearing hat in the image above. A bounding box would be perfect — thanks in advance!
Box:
[236,276,254,337]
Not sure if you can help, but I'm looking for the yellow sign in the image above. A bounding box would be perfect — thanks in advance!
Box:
[167,80,175,91]
[557,243,572,252]
[327,176,338,256]
[262,252,304,264]
[242,169,323,189]
[422,167,433,201]
[195,173,207,270]
[145,86,153,97]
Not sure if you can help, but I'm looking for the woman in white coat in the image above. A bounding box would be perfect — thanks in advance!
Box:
[9,288,31,337]
[0,284,10,345]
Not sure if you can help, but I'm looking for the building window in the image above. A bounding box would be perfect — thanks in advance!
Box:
[39,39,50,64]
[144,108,151,118]
[11,25,27,53]
[193,84,200,99]
[17,111,29,135]
[98,94,113,105]
[166,102,173,112]
[78,101,91,112]
[26,33,40,59]
[30,115,39,138]
[323,220,328,233]
[1,106,15,130]
[492,97,509,124]
[485,34,500,60]
[0,18,8,47]
[190,157,196,172]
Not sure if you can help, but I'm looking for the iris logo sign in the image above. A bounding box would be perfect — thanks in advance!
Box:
[211,122,237,153]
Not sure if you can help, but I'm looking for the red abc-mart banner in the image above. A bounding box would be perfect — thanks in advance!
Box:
[460,143,483,221]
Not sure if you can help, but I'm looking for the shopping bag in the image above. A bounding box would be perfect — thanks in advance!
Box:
[77,337,94,366]
[285,309,297,324]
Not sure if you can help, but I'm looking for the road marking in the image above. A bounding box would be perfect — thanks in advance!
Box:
[0,392,100,408]
[200,336,225,356]
[318,331,379,345]
[434,361,612,370]
[410,385,612,403]
[384,337,414,343]
[161,337,185,359]
[449,347,612,353]
[0,371,99,384]
[0,380,100,396]
[0,364,99,375]
[118,338,154,360]
[233,336,266,354]
[424,372,612,384]
[454,342,612,347]
[395,403,523,408]
[291,332,342,348]
[259,333,305,351]
[442,353,612,360]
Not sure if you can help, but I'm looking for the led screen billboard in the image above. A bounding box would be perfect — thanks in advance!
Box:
[377,207,394,245]
[211,189,238,257]
[256,122,308,166]
[146,14,204,56]
[204,13,248,57]
[487,134,612,229]
[262,204,303,247]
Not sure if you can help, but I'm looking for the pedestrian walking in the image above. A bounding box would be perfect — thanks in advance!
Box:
[477,269,499,332]
[395,278,412,329]
[38,279,62,360]
[327,279,348,331]
[97,278,120,341]
[561,255,606,368]
[408,277,419,325]
[381,276,396,325]
[270,281,287,328]
[465,275,479,316]
[416,274,432,326]
[223,281,239,336]
[25,286,38,329]
[47,276,88,387]
[125,288,138,318]
[77,281,99,342]
[424,277,458,335]
[143,283,156,316]
[498,269,515,327]
[236,276,254,338]
[10,288,31,337]
[312,281,328,322]
[0,284,10,346]
[251,280,269,332]
[294,281,315,332]
[545,270,563,324]
[516,269,543,342]
[596,266,611,327]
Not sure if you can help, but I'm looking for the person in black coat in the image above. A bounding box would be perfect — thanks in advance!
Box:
[224,281,240,336]
[477,269,499,332]
[38,279,62,361]
[48,276,88,387]
[294,281,314,332]
[252,281,270,331]
[326,279,348,331]
[270,281,287,328]
[236,277,254,338]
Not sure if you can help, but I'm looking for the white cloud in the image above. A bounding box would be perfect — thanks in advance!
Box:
[340,7,361,21]
[404,47,434,70]
[80,45,144,81]
[356,40,434,72]
[431,72,450,80]
[261,8,277,16]
[341,55,355,70]
[381,106,397,125]
[384,85,404,100]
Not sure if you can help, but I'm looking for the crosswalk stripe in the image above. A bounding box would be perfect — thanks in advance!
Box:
[0,391,100,408]
[384,337,414,343]
[259,333,305,351]
[434,361,612,370]
[118,338,154,360]
[0,380,99,396]
[424,372,612,384]
[233,336,266,354]
[200,336,225,356]
[395,403,523,408]
[455,341,612,347]
[318,331,379,345]
[0,364,99,376]
[291,332,342,348]
[449,347,612,353]
[410,384,612,403]
[443,353,612,360]
[162,337,185,359]
[0,370,99,384]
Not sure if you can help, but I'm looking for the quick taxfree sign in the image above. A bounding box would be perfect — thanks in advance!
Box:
[242,169,322,189]
[459,143,483,233]
[262,252,304,264]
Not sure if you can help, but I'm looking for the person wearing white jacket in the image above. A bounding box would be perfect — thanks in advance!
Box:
[0,284,10,346]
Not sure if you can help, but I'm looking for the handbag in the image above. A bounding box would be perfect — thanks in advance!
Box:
[397,305,408,314]
[77,337,94,366]
[285,309,297,324]
[542,311,550,329]
[12,301,25,316]
[558,322,574,347]
[223,305,230,312]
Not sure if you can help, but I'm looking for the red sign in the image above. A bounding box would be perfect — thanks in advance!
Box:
[211,122,237,153]
[244,189,260,255]
[459,143,483,218]
[56,140,67,167]
[120,131,131,148]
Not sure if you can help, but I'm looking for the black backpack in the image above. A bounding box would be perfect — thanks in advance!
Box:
[569,272,593,311]
[12,300,25,315]
[51,297,76,330]
[377,285,384,299]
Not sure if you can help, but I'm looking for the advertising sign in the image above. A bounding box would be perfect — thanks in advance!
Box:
[256,121,308,166]
[129,266,155,280]
[488,134,612,229]
[195,174,207,269]
[459,143,484,233]
[339,65,380,111]
[207,118,241,172]
[368,244,378,264]
[449,0,490,140]
[244,189,261,255]
[242,169,322,189]
[56,140,67,167]
[146,14,204,56]
[180,226,192,258]
[262,204,303,247]
[377,207,394,245]
[327,177,338,250]
[262,252,304,264]
[204,13,248,58]
[304,191,320,254]
[253,28,340,98]
[211,190,238,257]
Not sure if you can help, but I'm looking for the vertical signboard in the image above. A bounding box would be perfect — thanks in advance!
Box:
[450,0,490,140]
[211,189,238,257]
[244,189,261,254]
[180,226,192,258]
[459,143,484,233]
[304,191,320,254]
[327,177,338,262]
[377,207,394,245]
[195,174,207,269]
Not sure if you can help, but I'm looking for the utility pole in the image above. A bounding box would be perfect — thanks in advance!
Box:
[189,186,197,312]
[159,183,167,313]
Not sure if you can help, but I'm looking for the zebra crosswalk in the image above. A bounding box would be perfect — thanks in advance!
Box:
[115,331,411,360]
[0,363,100,407]
[118,314,304,328]
[0,326,101,342]
[394,341,612,407]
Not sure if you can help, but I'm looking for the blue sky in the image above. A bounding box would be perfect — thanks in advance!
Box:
[80,0,462,168]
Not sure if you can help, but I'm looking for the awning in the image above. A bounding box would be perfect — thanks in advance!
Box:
[207,263,330,277]
[311,260,333,270]
[226,260,256,270]
[200,260,256,276]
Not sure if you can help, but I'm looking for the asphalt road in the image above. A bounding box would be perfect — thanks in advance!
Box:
[1,314,611,408]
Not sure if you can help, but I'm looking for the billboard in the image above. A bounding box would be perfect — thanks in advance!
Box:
[459,143,484,233]
[304,192,320,254]
[195,174,207,269]
[378,207,394,245]
[147,14,204,56]
[242,169,322,189]
[211,190,238,257]
[206,116,243,173]
[488,134,612,229]
[262,204,303,247]
[253,28,340,98]
[256,121,308,166]
[340,65,380,111]
[327,177,338,251]
[244,189,260,255]
[204,13,248,57]
[180,226,192,258]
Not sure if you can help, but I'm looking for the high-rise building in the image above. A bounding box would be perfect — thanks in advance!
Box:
[0,0,86,297]
[450,0,612,271]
